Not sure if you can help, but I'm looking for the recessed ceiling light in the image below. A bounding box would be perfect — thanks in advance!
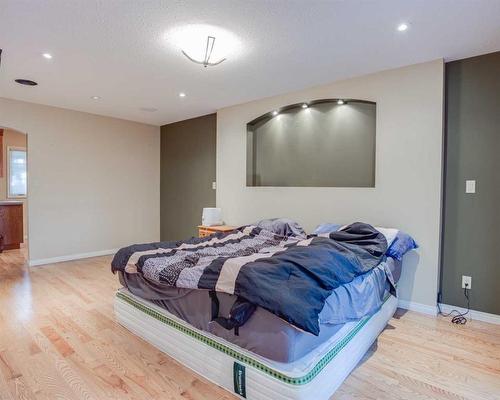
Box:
[91,96,100,100]
[179,92,186,98]
[140,107,158,112]
[397,23,409,32]
[337,99,345,105]
[272,110,278,116]
[302,103,308,109]
[42,53,52,59]
[15,79,38,86]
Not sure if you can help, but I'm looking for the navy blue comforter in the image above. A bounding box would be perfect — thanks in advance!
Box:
[112,222,388,335]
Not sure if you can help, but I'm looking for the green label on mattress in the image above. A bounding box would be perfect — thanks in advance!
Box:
[233,362,246,398]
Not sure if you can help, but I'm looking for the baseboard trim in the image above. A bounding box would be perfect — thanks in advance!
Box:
[438,303,500,325]
[29,248,119,267]
[398,299,438,316]
[397,299,500,325]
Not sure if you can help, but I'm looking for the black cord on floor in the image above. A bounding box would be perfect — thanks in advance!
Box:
[437,286,470,325]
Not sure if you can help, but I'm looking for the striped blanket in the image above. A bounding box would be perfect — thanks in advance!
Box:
[112,223,388,335]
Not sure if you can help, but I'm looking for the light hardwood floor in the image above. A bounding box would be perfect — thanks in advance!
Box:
[0,248,499,400]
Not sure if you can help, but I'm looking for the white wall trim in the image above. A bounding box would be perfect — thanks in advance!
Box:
[398,299,438,316]
[398,299,500,325]
[438,303,500,325]
[29,248,118,267]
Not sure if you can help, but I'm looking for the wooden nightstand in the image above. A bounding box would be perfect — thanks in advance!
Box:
[197,225,236,238]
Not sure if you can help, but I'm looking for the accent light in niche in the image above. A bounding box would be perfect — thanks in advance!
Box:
[397,23,409,32]
[302,103,308,109]
[337,99,345,105]
[272,110,278,116]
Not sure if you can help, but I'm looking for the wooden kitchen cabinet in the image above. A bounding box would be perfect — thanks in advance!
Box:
[0,201,23,251]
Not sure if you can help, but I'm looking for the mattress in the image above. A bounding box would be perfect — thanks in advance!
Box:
[119,257,401,363]
[115,289,398,400]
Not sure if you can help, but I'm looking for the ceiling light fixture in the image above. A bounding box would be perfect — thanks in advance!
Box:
[179,92,186,98]
[140,107,158,112]
[302,103,308,109]
[167,24,241,68]
[337,99,345,105]
[182,36,225,67]
[91,96,100,100]
[42,53,52,59]
[15,79,38,86]
[397,23,409,32]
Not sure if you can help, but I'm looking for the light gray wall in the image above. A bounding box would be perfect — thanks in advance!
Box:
[217,60,444,308]
[248,102,375,187]
[0,97,160,263]
[161,114,216,241]
[441,51,500,315]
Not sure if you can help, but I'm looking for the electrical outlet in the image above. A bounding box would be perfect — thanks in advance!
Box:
[462,275,472,289]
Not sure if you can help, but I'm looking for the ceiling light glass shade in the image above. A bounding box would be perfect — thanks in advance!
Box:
[166,24,241,66]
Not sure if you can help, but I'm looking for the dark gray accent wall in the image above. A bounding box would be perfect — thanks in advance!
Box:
[441,51,500,314]
[160,114,216,241]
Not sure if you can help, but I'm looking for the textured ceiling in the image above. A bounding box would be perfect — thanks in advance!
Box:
[0,0,499,126]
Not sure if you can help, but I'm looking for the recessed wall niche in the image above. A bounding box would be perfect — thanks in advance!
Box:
[246,99,376,187]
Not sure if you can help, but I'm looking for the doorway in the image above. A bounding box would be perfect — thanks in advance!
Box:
[0,127,28,261]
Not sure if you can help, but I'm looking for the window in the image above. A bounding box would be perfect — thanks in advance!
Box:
[8,147,27,198]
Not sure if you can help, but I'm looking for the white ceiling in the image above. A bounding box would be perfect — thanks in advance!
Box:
[0,0,499,126]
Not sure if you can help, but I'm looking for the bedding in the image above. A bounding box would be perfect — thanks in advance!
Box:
[112,222,391,335]
[119,257,401,362]
[254,217,307,238]
[312,222,417,261]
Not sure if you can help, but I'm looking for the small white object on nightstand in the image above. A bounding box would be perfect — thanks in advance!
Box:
[202,207,223,226]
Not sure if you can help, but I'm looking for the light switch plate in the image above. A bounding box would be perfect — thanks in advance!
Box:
[465,180,476,194]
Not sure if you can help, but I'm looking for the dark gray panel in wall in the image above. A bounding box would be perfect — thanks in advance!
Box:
[161,114,216,241]
[247,101,376,187]
[442,52,500,314]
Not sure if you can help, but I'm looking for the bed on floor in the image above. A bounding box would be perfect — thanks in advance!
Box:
[111,220,416,399]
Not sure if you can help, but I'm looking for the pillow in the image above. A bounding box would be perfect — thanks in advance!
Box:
[312,223,342,235]
[386,231,418,261]
[374,227,399,248]
[255,218,306,238]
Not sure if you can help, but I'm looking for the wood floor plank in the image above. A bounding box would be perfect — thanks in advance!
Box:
[0,247,499,399]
